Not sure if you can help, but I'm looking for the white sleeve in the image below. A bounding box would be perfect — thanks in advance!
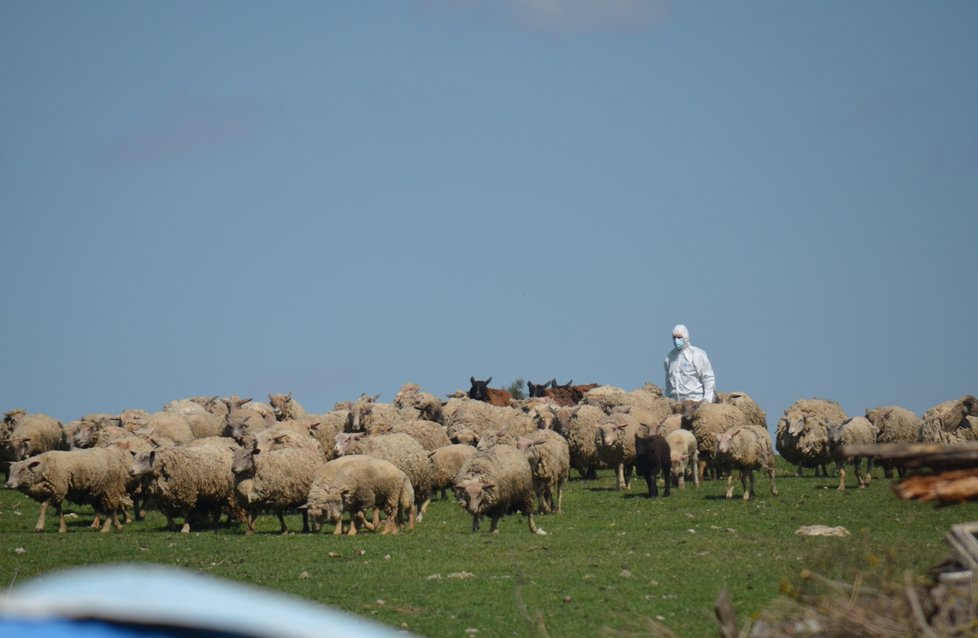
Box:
[698,351,715,403]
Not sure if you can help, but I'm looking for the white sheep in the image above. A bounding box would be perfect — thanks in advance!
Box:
[550,404,607,479]
[223,396,273,441]
[919,395,978,445]
[716,391,767,428]
[5,448,133,533]
[333,432,434,519]
[302,455,415,536]
[231,441,323,535]
[0,411,67,464]
[129,441,242,533]
[454,444,544,535]
[268,392,309,421]
[665,428,699,489]
[681,402,748,480]
[427,444,477,500]
[828,416,877,491]
[775,398,847,477]
[515,429,570,514]
[441,397,535,445]
[161,398,225,439]
[713,425,778,500]
[593,412,643,491]
[389,418,452,451]
[864,405,921,478]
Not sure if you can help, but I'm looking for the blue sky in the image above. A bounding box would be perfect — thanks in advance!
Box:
[2,1,976,433]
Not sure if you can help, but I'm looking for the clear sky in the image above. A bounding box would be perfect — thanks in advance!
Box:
[2,1,976,434]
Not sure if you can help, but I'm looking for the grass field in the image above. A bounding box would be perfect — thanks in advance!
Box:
[1,458,973,637]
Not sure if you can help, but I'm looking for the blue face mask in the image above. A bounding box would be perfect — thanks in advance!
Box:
[673,337,685,349]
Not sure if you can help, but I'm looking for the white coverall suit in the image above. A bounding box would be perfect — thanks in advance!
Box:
[664,337,715,403]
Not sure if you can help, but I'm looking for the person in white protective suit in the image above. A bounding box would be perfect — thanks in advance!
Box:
[663,324,716,403]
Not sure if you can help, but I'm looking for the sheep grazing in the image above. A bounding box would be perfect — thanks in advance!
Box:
[333,432,434,518]
[828,416,877,491]
[713,426,778,501]
[129,442,241,533]
[864,405,921,478]
[231,441,323,535]
[6,448,133,533]
[302,455,415,536]
[681,402,748,480]
[454,444,544,535]
[428,444,478,500]
[665,428,699,489]
[775,398,847,477]
[919,395,978,446]
[515,429,571,514]
[467,377,514,407]
[633,433,671,498]
[550,404,607,479]
[1,411,67,467]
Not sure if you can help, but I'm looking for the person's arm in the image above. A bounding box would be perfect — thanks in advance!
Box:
[698,352,715,403]
[663,357,673,399]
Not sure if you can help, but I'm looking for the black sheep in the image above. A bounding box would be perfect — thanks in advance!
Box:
[634,433,671,498]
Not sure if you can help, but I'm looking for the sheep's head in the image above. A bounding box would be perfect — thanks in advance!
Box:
[467,377,492,402]
[595,419,628,446]
[0,437,32,462]
[231,443,259,476]
[333,432,366,457]
[715,430,738,454]
[454,477,494,514]
[5,457,43,490]
[527,380,550,398]
[129,450,156,478]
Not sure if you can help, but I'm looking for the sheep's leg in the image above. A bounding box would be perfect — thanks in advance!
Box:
[34,499,50,532]
[347,511,360,536]
[332,517,343,535]
[555,480,564,514]
[769,466,778,496]
[862,457,873,486]
[795,464,804,478]
[100,510,120,533]
[53,501,67,533]
[837,464,847,491]
[276,510,289,535]
[245,511,257,536]
[300,509,309,533]
[616,463,626,491]
[743,470,754,501]
[90,515,101,530]
[180,508,192,534]
[623,463,633,490]
[724,474,735,499]
[692,454,700,487]
[471,515,481,533]
[662,469,671,497]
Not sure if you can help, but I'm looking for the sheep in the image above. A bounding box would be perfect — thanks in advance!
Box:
[716,391,767,428]
[467,377,514,407]
[5,448,134,533]
[633,433,671,498]
[775,398,847,477]
[550,404,607,479]
[333,432,434,518]
[300,455,368,534]
[393,383,445,422]
[268,392,309,421]
[346,394,400,434]
[428,444,478,500]
[526,379,553,399]
[222,396,273,441]
[231,441,323,535]
[123,411,196,446]
[515,429,570,514]
[1,411,67,465]
[713,425,778,500]
[582,384,666,415]
[389,418,452,451]
[681,402,749,481]
[665,428,699,489]
[828,416,877,491]
[128,441,241,533]
[441,397,535,445]
[541,379,601,407]
[301,455,415,536]
[919,395,978,445]
[161,398,225,439]
[654,413,684,437]
[593,412,643,491]
[864,405,922,477]
[454,444,544,535]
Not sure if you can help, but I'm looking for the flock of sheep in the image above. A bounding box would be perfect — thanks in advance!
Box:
[2,379,976,536]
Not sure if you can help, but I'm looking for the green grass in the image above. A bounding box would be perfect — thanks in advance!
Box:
[1,458,972,637]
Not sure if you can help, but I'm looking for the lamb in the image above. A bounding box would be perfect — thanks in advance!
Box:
[5,448,133,533]
[231,441,323,535]
[828,416,877,491]
[919,395,978,446]
[1,411,67,465]
[775,398,847,477]
[593,412,643,491]
[333,432,434,518]
[550,404,607,479]
[467,377,514,407]
[428,444,478,500]
[633,433,671,498]
[665,428,699,489]
[301,455,415,536]
[515,429,570,514]
[454,444,544,535]
[864,405,922,478]
[713,425,778,500]
[681,402,749,480]
[128,441,241,533]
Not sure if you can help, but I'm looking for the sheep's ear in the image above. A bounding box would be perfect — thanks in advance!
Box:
[27,459,42,470]
[481,482,495,491]
[486,377,492,385]
[616,423,628,431]
[470,377,476,384]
